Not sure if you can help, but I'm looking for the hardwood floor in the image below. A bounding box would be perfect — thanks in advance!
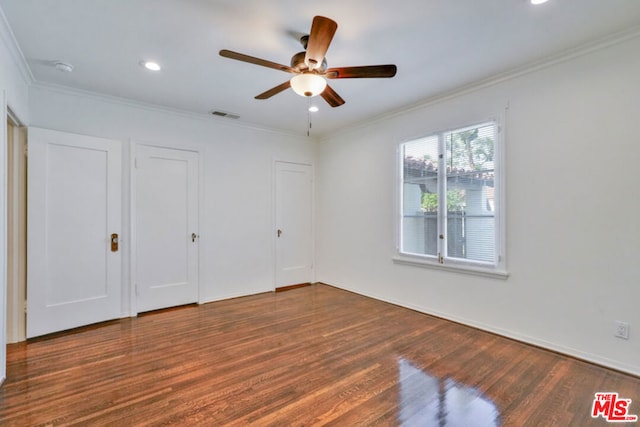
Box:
[1,284,638,426]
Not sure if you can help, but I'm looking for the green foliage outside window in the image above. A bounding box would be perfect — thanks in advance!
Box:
[447,128,494,171]
[421,189,465,212]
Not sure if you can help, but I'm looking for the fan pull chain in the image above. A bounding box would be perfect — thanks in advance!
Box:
[307,97,312,137]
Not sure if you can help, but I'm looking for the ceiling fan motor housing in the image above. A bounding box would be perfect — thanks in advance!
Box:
[291,51,327,72]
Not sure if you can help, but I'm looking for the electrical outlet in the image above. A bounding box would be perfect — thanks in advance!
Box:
[614,321,629,340]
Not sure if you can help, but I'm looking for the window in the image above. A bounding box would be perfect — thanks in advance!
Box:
[397,121,506,277]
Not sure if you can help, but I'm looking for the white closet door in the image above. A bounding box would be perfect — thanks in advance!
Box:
[275,161,313,287]
[134,144,199,313]
[27,128,122,338]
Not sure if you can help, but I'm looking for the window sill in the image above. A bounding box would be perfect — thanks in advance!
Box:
[392,255,509,280]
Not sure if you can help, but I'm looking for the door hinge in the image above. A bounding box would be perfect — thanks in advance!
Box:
[135,283,138,296]
[438,253,444,264]
[23,300,28,314]
[23,144,28,158]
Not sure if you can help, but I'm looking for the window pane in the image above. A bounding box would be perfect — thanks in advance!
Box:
[402,136,439,256]
[445,123,495,263]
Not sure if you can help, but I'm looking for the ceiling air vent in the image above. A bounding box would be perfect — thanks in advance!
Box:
[211,110,240,120]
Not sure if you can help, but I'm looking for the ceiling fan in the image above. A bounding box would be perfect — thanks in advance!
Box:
[219,16,397,107]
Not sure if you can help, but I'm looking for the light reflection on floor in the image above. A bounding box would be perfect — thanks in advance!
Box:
[398,357,501,426]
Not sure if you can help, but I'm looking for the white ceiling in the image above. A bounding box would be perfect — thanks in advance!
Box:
[1,0,639,137]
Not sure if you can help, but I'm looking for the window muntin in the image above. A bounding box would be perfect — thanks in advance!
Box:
[400,121,499,269]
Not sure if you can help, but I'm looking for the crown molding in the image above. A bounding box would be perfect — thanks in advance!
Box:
[0,6,34,85]
[30,81,309,140]
[322,24,640,142]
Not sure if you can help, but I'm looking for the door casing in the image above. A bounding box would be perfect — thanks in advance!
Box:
[5,112,26,343]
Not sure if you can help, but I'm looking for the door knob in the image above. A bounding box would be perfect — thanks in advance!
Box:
[277,229,282,238]
[111,233,119,252]
[191,233,199,242]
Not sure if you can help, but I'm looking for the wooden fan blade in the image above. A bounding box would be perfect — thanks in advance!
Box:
[305,16,337,70]
[325,65,397,79]
[255,81,291,99]
[219,49,296,73]
[321,84,345,108]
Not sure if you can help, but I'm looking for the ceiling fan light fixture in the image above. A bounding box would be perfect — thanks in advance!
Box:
[290,73,327,97]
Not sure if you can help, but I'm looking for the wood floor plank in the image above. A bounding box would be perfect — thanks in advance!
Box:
[1,284,638,426]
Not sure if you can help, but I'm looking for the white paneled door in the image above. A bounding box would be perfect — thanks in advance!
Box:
[275,161,313,287]
[134,145,199,313]
[27,128,122,338]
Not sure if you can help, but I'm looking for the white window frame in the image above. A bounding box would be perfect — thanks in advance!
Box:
[393,117,508,279]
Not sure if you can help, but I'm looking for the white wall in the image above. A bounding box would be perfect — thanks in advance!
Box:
[0,10,30,381]
[316,35,640,375]
[0,10,29,122]
[0,91,6,383]
[28,85,315,309]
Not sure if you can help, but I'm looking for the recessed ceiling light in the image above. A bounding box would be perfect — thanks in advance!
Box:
[531,0,549,4]
[308,106,319,112]
[140,61,161,71]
